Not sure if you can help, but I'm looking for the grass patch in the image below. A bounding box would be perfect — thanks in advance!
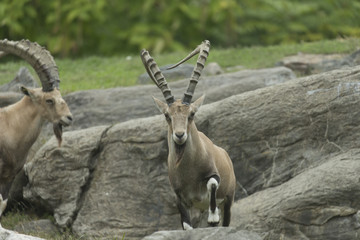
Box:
[1,210,126,239]
[1,210,34,230]
[0,38,359,94]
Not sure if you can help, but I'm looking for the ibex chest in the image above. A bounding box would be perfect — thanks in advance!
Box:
[168,163,221,210]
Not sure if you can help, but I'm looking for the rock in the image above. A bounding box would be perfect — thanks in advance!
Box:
[0,67,38,107]
[23,66,360,239]
[65,67,295,131]
[0,226,44,240]
[137,64,194,84]
[277,50,360,75]
[24,118,177,239]
[142,227,262,240]
[231,149,360,240]
[70,119,175,239]
[343,49,360,66]
[0,92,22,108]
[14,219,60,237]
[203,62,224,76]
[276,52,344,74]
[321,49,360,72]
[23,125,109,227]
[0,67,38,93]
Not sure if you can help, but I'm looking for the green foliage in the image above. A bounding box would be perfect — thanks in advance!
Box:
[0,0,359,57]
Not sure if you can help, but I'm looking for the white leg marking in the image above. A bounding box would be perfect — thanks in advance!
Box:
[208,207,220,223]
[183,222,193,230]
[207,177,220,224]
[207,177,219,191]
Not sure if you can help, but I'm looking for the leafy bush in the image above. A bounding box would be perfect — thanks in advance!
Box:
[0,0,359,57]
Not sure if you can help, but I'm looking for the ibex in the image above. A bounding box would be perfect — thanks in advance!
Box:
[0,39,73,219]
[141,40,236,229]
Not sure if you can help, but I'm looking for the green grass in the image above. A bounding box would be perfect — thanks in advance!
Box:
[1,210,34,230]
[1,210,73,239]
[1,210,126,239]
[0,38,359,94]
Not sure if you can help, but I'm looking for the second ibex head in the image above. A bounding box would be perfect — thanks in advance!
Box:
[0,39,73,146]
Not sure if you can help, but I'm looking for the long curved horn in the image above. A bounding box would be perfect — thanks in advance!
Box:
[0,39,59,92]
[167,40,210,105]
[140,49,175,105]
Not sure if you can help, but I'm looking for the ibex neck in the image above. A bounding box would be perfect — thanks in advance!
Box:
[2,96,44,158]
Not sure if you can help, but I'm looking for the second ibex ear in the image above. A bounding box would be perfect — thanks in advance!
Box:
[192,95,205,112]
[153,96,168,114]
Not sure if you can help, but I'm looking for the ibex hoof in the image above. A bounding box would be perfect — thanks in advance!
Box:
[182,222,193,230]
[208,207,220,226]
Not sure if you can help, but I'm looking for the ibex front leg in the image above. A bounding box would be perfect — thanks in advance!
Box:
[176,196,193,230]
[207,175,220,226]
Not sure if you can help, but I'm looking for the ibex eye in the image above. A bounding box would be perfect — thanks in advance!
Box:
[46,99,54,105]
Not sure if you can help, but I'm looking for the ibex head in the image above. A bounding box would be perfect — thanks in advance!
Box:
[0,39,73,146]
[141,40,210,146]
[153,97,204,145]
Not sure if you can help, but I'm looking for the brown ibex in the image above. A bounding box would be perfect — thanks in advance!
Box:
[141,40,236,229]
[0,39,73,218]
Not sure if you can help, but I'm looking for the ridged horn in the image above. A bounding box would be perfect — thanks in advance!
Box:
[168,40,210,105]
[0,39,59,92]
[140,49,175,105]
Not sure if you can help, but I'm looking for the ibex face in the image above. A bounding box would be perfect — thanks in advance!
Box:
[20,86,73,127]
[153,96,204,145]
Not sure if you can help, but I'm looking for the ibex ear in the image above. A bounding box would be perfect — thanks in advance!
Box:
[153,96,168,113]
[20,85,30,96]
[192,94,205,112]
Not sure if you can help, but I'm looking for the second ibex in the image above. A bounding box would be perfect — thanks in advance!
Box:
[141,40,236,229]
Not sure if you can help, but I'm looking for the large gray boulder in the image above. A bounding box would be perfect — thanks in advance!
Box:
[24,126,109,227]
[24,118,176,239]
[232,149,360,240]
[23,66,360,239]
